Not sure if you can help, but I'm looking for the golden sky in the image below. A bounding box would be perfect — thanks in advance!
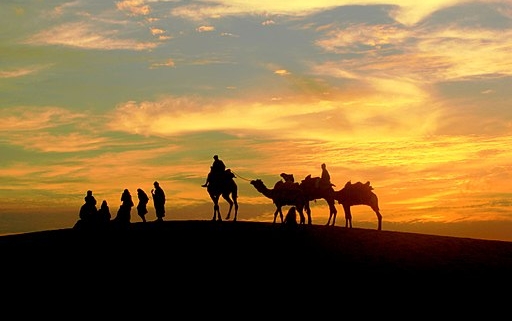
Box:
[1,0,512,241]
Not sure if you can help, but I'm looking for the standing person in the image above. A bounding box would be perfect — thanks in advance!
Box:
[113,188,134,225]
[201,154,226,187]
[120,188,134,209]
[136,188,149,223]
[151,181,166,222]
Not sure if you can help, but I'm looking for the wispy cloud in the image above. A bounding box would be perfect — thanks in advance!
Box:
[0,64,52,78]
[24,22,159,50]
[0,107,85,132]
[196,25,215,32]
[171,0,477,25]
[150,58,176,68]
[0,107,109,152]
[106,93,439,141]
[116,0,151,16]
[6,132,109,152]
[315,23,512,82]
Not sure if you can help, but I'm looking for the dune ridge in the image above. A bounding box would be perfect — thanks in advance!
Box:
[2,220,512,276]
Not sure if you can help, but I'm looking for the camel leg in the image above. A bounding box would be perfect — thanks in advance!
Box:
[303,203,310,225]
[225,204,233,220]
[328,202,337,226]
[328,210,337,226]
[232,191,238,222]
[298,207,305,225]
[273,208,279,223]
[370,195,382,230]
[225,201,233,220]
[233,200,239,221]
[375,209,382,230]
[327,206,336,226]
[211,194,222,221]
[343,204,352,228]
[212,203,221,221]
[217,205,222,221]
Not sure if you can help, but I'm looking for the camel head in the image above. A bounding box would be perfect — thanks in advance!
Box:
[250,179,266,192]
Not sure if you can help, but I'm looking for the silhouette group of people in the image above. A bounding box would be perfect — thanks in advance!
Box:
[75,181,166,230]
[78,190,110,229]
[74,154,340,230]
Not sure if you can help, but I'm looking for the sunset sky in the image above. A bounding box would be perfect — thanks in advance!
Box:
[1,0,512,241]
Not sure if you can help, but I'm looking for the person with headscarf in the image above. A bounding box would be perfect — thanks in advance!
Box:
[151,181,166,222]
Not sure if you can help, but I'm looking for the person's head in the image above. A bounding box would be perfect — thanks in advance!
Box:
[213,155,219,160]
[154,181,159,187]
[321,163,326,169]
[87,190,93,196]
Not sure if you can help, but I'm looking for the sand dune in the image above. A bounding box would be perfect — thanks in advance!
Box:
[2,220,511,311]
[3,220,512,274]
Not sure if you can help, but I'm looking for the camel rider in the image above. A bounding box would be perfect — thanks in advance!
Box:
[319,163,335,189]
[202,155,226,187]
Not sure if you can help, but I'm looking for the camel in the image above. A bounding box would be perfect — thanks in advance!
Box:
[331,181,382,230]
[299,174,337,225]
[206,169,239,222]
[250,179,307,224]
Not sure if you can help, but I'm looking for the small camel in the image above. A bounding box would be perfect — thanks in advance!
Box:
[250,179,307,224]
[206,169,239,222]
[331,181,382,230]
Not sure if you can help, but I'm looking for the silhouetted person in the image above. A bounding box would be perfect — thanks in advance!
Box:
[113,189,134,225]
[84,190,97,209]
[202,155,226,187]
[319,163,335,189]
[74,190,99,229]
[137,188,149,222]
[97,200,111,225]
[80,190,98,220]
[151,181,166,222]
[284,206,298,226]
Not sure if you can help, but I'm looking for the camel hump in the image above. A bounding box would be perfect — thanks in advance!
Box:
[273,181,282,189]
[274,180,299,190]
[301,175,319,184]
[280,172,295,183]
[351,181,374,192]
[209,169,235,188]
[225,168,235,179]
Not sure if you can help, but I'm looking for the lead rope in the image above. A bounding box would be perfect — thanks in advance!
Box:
[230,170,253,182]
